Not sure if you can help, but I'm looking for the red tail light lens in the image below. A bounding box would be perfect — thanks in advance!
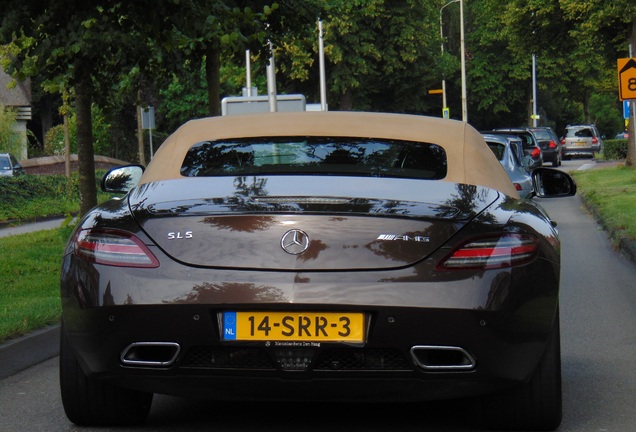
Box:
[74,229,159,268]
[592,137,598,145]
[513,183,523,191]
[548,140,557,149]
[437,234,539,270]
[531,147,541,158]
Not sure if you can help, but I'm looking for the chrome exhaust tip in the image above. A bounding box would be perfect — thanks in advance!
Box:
[120,342,180,367]
[410,345,476,371]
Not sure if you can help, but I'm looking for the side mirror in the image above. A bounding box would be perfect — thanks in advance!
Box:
[101,165,145,193]
[532,168,577,198]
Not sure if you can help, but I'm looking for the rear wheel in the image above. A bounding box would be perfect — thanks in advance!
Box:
[59,322,153,426]
[481,311,562,431]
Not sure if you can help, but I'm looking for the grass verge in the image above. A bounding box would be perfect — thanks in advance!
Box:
[571,165,636,243]
[0,219,74,342]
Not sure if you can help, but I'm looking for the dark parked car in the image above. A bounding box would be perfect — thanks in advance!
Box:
[0,153,25,176]
[561,124,604,159]
[485,128,543,169]
[482,133,534,198]
[60,112,576,431]
[529,127,562,167]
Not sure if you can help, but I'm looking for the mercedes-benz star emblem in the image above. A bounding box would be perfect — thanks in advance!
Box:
[281,229,310,255]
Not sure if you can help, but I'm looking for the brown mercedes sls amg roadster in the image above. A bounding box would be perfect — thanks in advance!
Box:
[60,112,575,430]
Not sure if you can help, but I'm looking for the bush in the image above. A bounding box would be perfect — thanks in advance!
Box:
[602,139,628,160]
[0,171,111,222]
[0,174,80,222]
[0,104,22,156]
[44,105,112,156]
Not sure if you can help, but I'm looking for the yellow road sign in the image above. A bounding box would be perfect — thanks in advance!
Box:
[618,58,636,100]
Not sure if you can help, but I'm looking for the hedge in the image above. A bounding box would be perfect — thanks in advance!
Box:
[602,139,628,160]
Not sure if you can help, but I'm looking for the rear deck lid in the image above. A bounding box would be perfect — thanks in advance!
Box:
[128,176,499,271]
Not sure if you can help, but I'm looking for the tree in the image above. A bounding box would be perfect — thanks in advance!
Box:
[169,2,284,117]
[273,0,441,114]
[0,1,184,215]
[626,16,636,166]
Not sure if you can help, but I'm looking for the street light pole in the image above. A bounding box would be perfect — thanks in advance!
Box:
[440,0,467,122]
[532,53,538,127]
[459,0,467,122]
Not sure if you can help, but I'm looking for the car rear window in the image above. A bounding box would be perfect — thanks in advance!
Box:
[531,130,551,140]
[180,137,447,180]
[566,128,593,138]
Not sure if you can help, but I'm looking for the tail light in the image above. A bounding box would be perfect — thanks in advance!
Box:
[592,137,598,145]
[531,147,541,159]
[437,234,539,270]
[548,140,557,149]
[560,138,565,145]
[513,183,523,191]
[74,229,159,268]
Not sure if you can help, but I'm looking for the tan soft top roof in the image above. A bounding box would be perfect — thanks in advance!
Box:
[142,111,519,198]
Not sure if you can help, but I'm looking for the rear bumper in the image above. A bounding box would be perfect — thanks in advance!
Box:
[563,146,594,157]
[62,302,557,401]
[541,149,559,163]
[61,218,561,402]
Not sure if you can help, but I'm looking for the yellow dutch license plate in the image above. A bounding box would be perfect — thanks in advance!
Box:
[574,141,586,146]
[222,311,365,342]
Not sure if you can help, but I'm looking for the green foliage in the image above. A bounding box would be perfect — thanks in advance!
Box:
[0,174,79,222]
[1,0,635,152]
[603,139,629,160]
[0,104,22,155]
[589,91,624,138]
[43,105,111,156]
[0,171,112,223]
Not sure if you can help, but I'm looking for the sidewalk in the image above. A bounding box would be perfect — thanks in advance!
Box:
[0,217,67,238]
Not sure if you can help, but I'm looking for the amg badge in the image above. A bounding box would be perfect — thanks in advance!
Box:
[377,234,430,242]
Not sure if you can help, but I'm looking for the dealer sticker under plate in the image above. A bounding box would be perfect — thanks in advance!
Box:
[222,311,365,342]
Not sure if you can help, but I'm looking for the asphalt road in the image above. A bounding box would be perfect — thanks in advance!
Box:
[1,159,635,431]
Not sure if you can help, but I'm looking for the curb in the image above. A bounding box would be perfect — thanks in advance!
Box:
[0,324,60,380]
[619,237,636,264]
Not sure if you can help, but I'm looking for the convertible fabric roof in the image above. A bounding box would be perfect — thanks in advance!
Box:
[141,111,519,198]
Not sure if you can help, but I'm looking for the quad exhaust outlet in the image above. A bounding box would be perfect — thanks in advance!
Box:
[410,345,476,371]
[120,342,181,367]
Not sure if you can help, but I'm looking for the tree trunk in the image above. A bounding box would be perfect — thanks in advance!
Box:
[339,88,353,111]
[627,16,636,167]
[75,75,97,216]
[206,44,221,117]
[63,114,71,178]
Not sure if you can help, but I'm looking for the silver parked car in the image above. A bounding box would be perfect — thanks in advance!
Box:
[0,153,25,177]
[561,125,604,159]
[482,133,534,199]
